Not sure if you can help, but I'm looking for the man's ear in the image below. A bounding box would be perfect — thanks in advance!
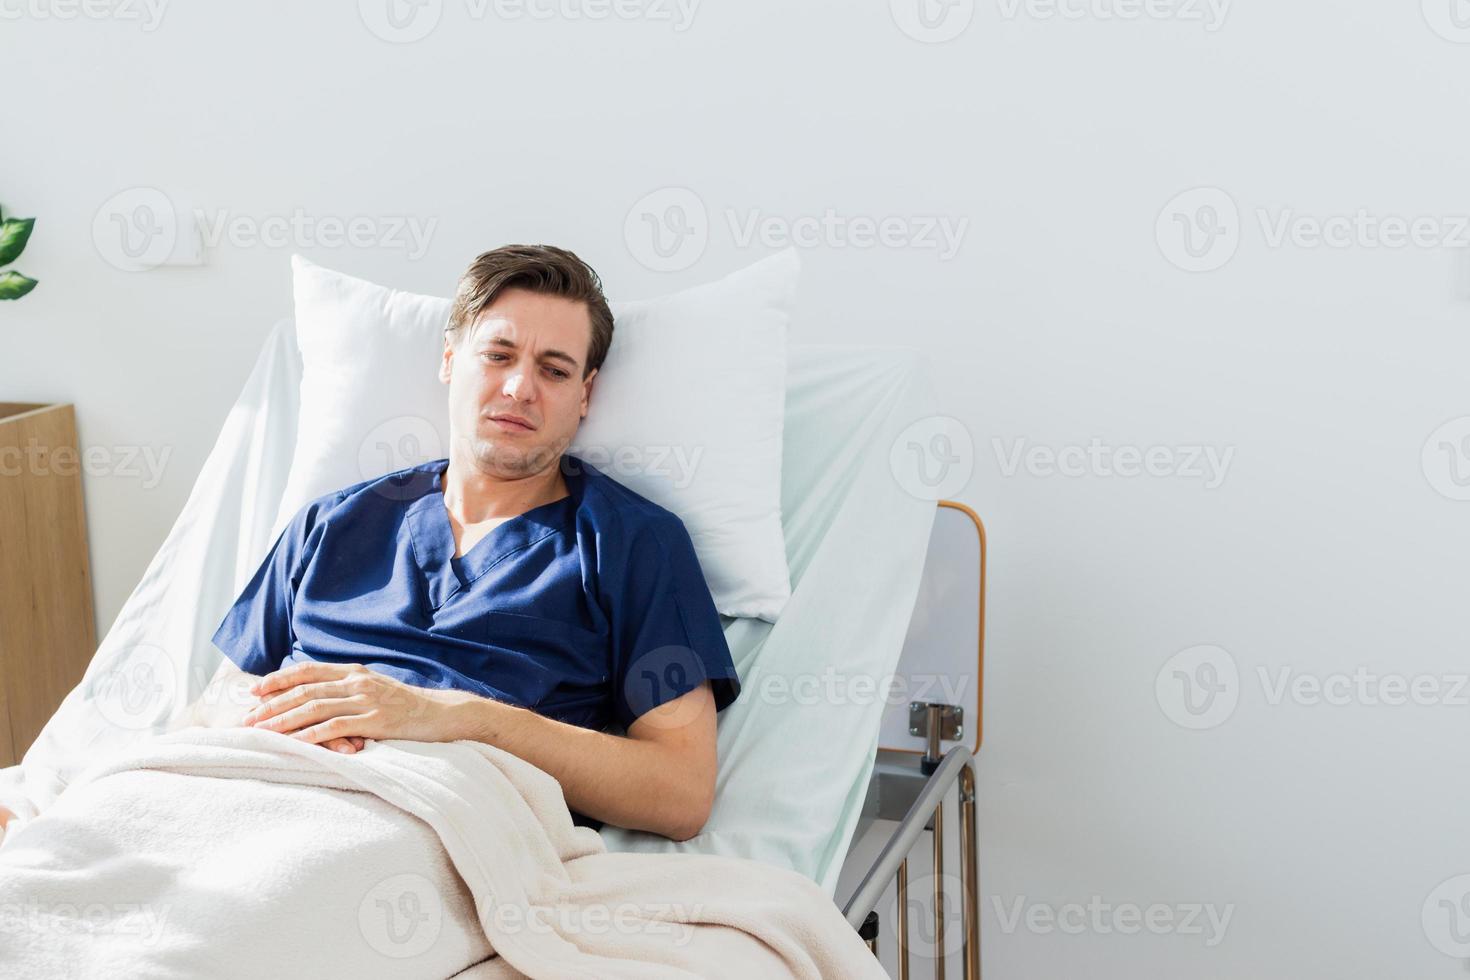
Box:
[439,332,455,384]
[580,368,598,419]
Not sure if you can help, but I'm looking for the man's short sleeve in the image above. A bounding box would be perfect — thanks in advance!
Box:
[211,497,330,676]
[608,514,742,731]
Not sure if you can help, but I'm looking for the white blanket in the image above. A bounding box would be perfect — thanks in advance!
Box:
[0,727,885,979]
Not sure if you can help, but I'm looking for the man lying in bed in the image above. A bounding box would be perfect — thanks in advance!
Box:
[0,245,739,843]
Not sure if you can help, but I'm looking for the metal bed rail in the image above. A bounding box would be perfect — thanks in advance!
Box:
[843,745,980,979]
[842,498,985,978]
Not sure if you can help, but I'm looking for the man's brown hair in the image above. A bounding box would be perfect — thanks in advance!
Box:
[445,244,614,377]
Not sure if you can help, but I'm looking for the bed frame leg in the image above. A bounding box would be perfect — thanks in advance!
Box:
[897,857,910,979]
[960,761,980,980]
[933,798,945,979]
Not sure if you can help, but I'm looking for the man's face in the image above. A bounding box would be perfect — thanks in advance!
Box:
[439,287,598,479]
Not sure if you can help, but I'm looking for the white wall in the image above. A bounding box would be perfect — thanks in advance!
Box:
[5,1,1469,975]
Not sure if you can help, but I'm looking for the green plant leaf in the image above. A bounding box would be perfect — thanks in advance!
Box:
[0,270,38,300]
[0,218,34,266]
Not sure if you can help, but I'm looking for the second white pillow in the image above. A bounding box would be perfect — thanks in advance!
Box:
[277,249,798,622]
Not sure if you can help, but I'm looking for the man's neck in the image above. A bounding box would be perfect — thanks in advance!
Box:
[441,451,568,526]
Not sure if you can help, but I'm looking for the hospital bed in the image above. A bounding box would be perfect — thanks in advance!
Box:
[1,319,986,978]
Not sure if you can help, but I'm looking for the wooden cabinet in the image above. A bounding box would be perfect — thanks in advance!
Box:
[0,403,98,766]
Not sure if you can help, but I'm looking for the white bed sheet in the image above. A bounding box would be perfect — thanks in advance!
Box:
[0,318,937,896]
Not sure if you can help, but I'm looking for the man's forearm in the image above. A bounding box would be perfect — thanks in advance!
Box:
[236,662,713,837]
[445,696,705,841]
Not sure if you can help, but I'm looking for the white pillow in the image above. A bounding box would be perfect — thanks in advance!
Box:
[275,249,798,622]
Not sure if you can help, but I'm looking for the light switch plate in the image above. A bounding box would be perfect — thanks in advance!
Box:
[1453,245,1470,301]
[159,203,205,266]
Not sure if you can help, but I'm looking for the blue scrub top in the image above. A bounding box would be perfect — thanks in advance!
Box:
[212,453,742,831]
